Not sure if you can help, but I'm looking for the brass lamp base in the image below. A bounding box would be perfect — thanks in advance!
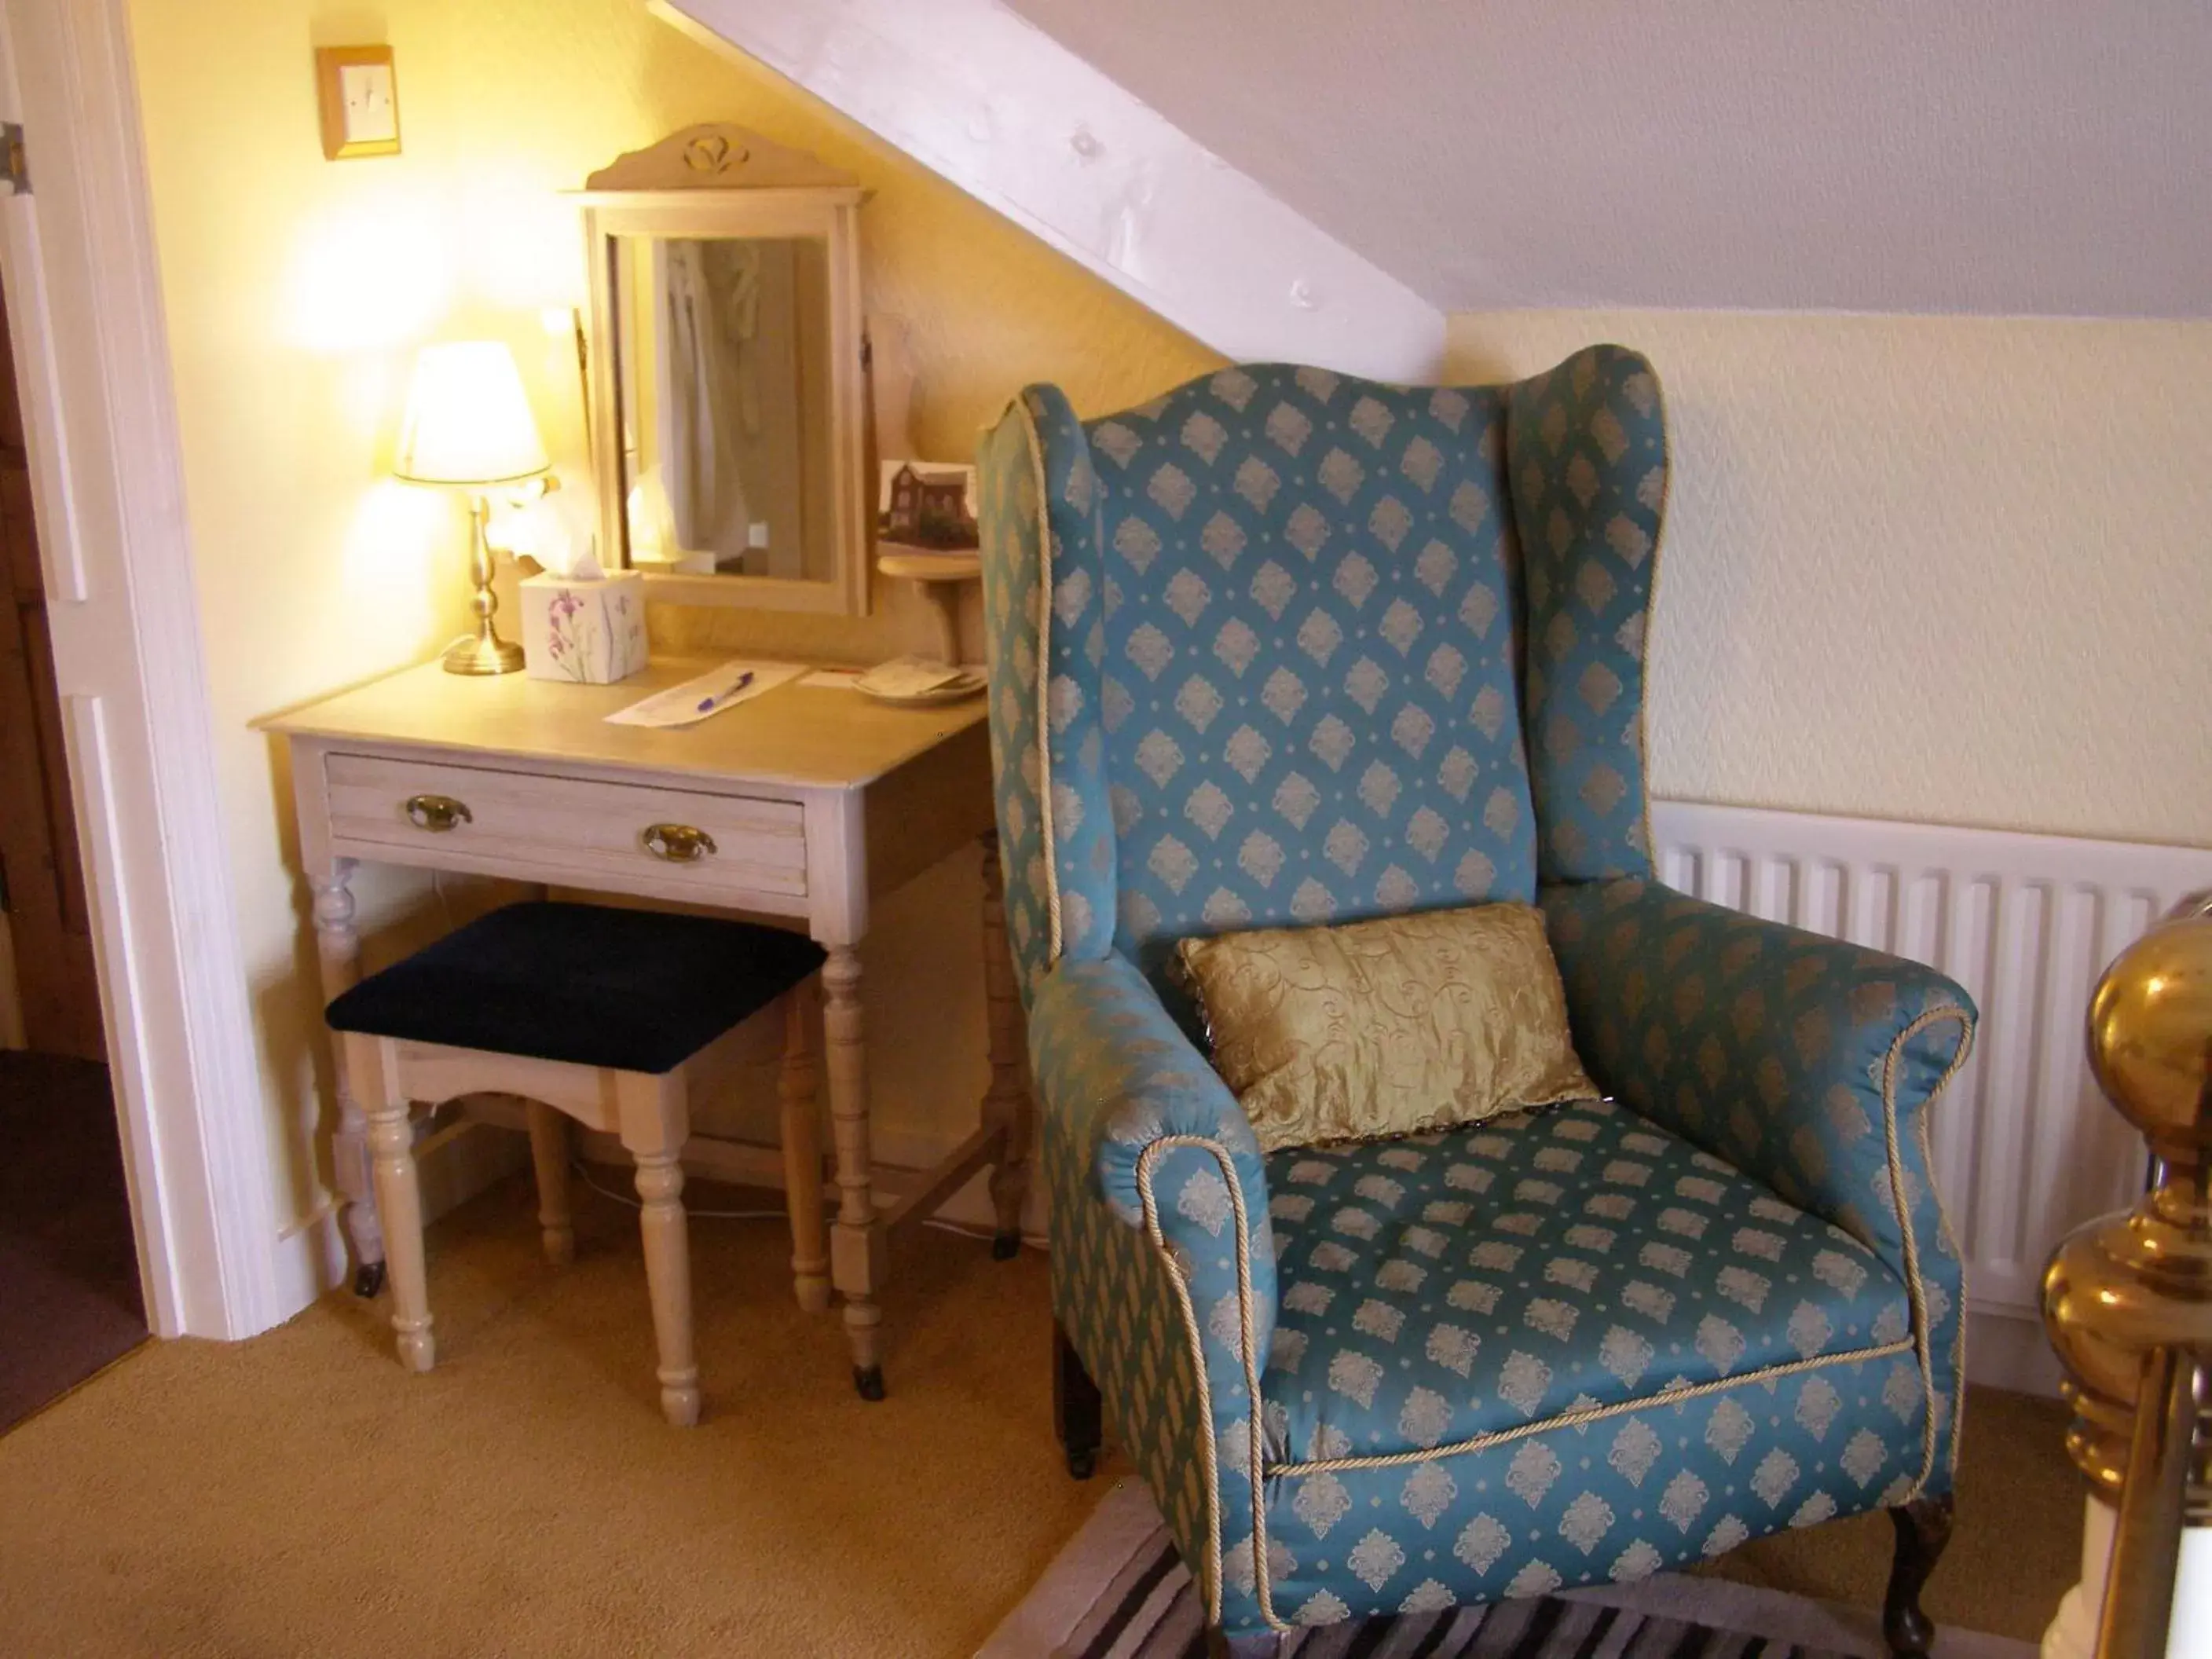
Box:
[441,492,526,676]
[442,629,525,676]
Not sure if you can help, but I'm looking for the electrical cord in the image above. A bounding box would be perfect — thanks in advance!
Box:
[567,1157,1034,1247]
[571,1156,786,1221]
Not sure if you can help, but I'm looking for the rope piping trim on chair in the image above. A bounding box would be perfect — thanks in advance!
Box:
[1876,1004,1975,1492]
[1267,1337,1916,1480]
[1134,1133,1273,1632]
[1009,393,1067,968]
[1628,359,1668,877]
[1125,1007,1973,1634]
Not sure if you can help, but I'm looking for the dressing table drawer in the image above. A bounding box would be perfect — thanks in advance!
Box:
[324,753,808,902]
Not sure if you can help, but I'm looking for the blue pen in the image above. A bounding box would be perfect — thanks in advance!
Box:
[695,670,754,714]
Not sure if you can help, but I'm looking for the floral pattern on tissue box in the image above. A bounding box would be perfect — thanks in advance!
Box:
[522,571,647,683]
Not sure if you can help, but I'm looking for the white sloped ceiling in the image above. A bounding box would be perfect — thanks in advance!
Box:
[655,0,1446,377]
[1004,0,2212,317]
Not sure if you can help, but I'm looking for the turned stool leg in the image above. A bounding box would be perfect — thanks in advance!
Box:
[617,1071,700,1427]
[778,980,831,1313]
[347,1033,434,1373]
[524,1100,575,1266]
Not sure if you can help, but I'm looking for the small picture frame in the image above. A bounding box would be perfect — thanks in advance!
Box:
[314,46,401,160]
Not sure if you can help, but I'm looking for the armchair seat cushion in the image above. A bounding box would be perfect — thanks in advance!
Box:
[1260,1099,1916,1468]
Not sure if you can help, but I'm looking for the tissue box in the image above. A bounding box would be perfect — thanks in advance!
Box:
[520,572,648,684]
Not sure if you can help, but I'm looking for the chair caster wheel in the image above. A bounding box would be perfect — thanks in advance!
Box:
[353,1262,386,1298]
[1067,1447,1098,1481]
[853,1365,885,1401]
[991,1231,1020,1261]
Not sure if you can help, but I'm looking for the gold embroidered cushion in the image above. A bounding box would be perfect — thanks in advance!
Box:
[1175,903,1599,1152]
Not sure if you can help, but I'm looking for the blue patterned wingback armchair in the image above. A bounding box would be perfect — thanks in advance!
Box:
[975,349,1976,1657]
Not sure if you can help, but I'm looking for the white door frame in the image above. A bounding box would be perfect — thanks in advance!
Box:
[0,0,282,1339]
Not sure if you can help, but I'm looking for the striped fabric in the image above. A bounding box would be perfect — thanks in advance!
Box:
[984,1482,2035,1659]
[1053,1519,1856,1658]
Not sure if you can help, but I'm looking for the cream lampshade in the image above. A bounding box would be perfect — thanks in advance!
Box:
[395,341,550,674]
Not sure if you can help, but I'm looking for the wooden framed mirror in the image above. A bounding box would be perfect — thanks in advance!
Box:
[578,126,871,614]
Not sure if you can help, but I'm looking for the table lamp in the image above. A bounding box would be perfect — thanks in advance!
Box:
[394,340,550,675]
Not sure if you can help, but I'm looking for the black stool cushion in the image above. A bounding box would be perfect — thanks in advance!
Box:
[325,901,826,1075]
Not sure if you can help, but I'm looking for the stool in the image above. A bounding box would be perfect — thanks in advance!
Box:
[324,900,829,1426]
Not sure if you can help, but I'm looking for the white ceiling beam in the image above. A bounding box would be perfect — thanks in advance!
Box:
[651,0,1445,383]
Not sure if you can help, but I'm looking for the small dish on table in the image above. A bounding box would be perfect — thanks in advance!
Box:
[851,657,986,708]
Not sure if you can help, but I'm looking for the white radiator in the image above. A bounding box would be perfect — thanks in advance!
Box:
[1650,800,2212,1393]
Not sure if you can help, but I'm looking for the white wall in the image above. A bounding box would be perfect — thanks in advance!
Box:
[1449,310,2212,848]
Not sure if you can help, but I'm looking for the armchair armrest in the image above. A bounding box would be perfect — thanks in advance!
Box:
[1029,953,1278,1389]
[1028,954,1280,1628]
[1542,878,1979,1487]
[1541,879,1975,1254]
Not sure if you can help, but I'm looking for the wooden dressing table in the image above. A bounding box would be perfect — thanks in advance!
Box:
[264,655,1029,1392]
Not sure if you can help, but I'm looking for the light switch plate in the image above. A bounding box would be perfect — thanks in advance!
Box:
[315,46,400,159]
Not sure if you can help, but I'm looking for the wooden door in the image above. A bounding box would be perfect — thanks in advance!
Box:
[0,285,102,1060]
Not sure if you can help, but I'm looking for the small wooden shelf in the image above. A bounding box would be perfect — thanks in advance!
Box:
[876,545,980,665]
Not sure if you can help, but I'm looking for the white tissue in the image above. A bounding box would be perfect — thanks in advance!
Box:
[532,487,604,581]
[495,485,603,580]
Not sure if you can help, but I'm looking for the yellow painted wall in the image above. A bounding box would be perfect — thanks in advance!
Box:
[126,0,1216,1235]
[1449,311,2212,849]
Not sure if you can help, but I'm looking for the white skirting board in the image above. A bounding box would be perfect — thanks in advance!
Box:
[377,800,2209,1401]
[1651,800,2212,1395]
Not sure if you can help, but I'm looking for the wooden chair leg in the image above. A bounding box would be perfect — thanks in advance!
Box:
[979,833,1032,1259]
[347,1033,434,1373]
[1884,1493,1954,1657]
[778,980,831,1313]
[524,1099,575,1266]
[616,1070,700,1427]
[1055,1318,1103,1481]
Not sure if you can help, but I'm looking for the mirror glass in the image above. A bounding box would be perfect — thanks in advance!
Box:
[610,234,834,583]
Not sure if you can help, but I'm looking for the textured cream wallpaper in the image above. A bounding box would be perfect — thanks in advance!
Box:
[1450,311,2212,848]
[125,0,1215,1225]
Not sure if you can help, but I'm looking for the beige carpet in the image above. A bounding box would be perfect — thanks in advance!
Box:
[0,1171,2077,1656]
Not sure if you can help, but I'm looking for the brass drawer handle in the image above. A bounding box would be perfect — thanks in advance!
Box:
[643,822,717,862]
[405,793,473,832]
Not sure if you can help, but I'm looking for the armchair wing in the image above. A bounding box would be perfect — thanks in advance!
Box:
[1030,953,1278,1628]
[976,383,1119,1011]
[1541,877,1978,1488]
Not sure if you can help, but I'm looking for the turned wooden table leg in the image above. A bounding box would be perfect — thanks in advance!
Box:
[525,1100,575,1266]
[821,943,887,1399]
[350,1033,433,1372]
[979,833,1033,1258]
[312,859,386,1296]
[778,978,831,1313]
[619,1071,700,1428]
